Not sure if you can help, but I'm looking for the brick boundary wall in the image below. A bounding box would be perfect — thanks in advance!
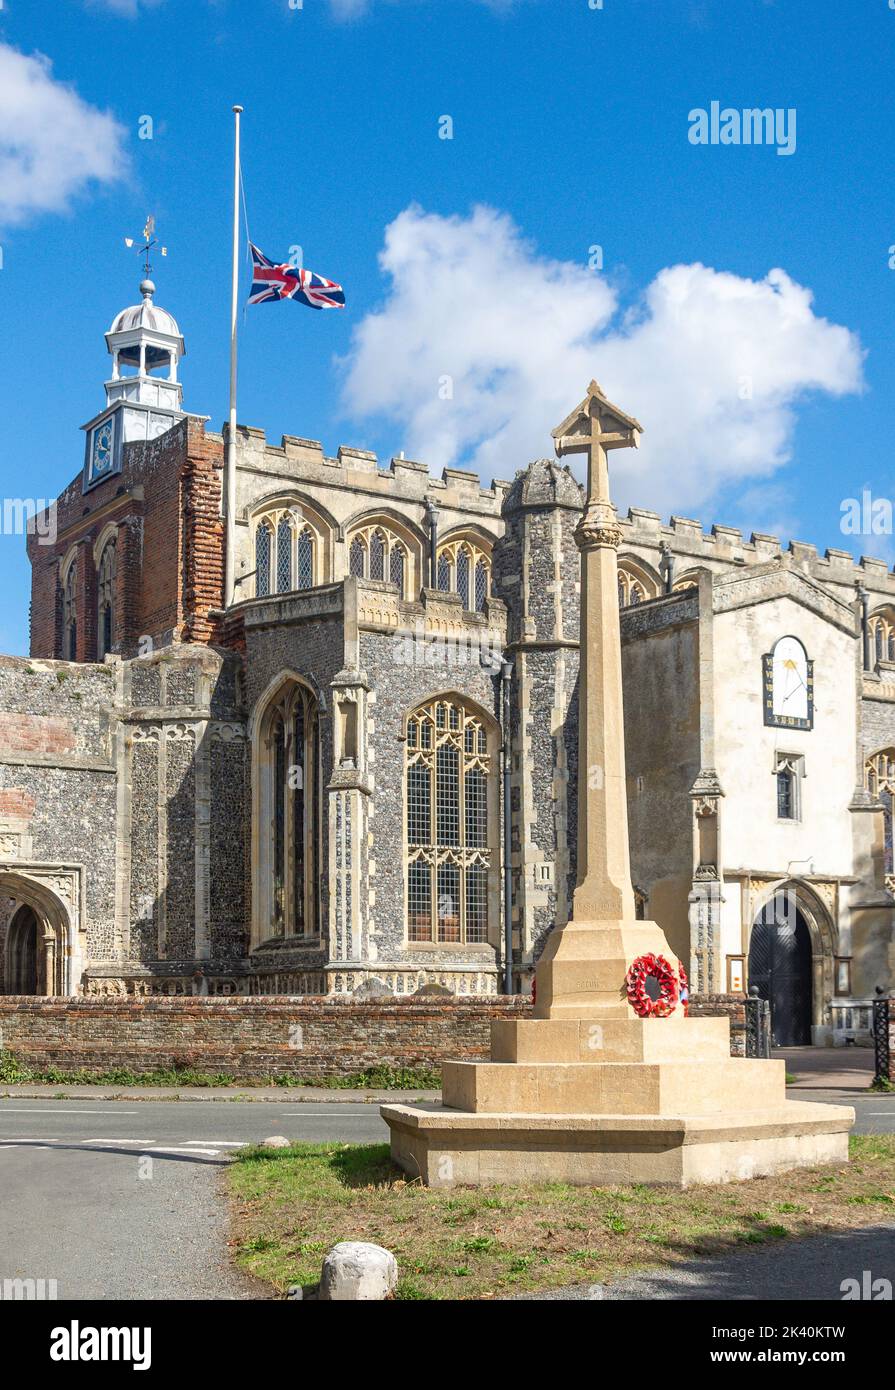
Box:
[0,997,532,1080]
[0,994,747,1079]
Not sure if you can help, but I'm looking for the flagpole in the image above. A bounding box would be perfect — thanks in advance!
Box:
[224,103,243,610]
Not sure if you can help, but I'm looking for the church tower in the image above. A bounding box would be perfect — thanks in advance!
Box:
[494,458,584,981]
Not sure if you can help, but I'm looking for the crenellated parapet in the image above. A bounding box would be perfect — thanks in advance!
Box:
[616,507,895,609]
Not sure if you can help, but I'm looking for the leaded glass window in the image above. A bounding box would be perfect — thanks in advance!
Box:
[777,767,794,819]
[256,522,272,597]
[346,523,411,598]
[276,518,293,594]
[405,697,494,945]
[474,560,488,612]
[297,528,314,589]
[349,537,366,578]
[390,544,405,592]
[866,749,895,876]
[869,609,895,668]
[370,530,386,581]
[458,544,472,606]
[436,538,491,611]
[617,566,656,608]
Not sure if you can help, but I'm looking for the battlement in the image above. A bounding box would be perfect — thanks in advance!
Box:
[618,506,895,603]
[229,421,511,515]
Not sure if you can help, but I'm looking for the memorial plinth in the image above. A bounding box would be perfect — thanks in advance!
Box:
[382,383,853,1187]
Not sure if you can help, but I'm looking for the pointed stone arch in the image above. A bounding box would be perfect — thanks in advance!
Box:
[749,877,837,1040]
[0,868,81,996]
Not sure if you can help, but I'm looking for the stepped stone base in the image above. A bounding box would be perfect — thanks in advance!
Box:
[381,917,855,1188]
[381,1101,853,1188]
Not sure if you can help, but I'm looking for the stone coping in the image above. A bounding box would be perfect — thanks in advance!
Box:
[381,1101,853,1143]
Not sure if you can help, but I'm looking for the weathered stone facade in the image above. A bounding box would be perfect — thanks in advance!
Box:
[1,284,893,1048]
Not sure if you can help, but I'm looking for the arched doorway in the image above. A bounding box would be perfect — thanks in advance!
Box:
[6,905,40,994]
[748,895,813,1046]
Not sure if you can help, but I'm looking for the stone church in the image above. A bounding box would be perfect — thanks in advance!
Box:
[1,276,893,1046]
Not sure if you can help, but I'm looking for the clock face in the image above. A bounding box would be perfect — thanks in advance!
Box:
[84,414,120,491]
[92,421,114,474]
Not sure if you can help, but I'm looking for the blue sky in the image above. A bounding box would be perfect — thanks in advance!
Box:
[1,0,894,653]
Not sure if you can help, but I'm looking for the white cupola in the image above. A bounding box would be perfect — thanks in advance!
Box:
[81,276,187,492]
[105,277,186,414]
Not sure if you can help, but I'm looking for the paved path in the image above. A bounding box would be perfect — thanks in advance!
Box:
[0,1098,390,1300]
[520,1224,895,1300]
[775,1046,875,1093]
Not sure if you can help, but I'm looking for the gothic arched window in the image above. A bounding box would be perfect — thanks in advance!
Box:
[869,609,895,668]
[346,522,410,598]
[254,509,322,598]
[617,565,655,608]
[405,696,495,945]
[97,540,116,659]
[866,748,895,876]
[435,537,491,612]
[259,681,319,940]
[62,559,77,662]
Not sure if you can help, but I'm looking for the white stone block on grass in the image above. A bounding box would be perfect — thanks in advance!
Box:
[318,1242,398,1301]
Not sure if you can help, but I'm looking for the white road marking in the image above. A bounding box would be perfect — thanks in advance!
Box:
[82,1138,152,1145]
[147,1146,221,1157]
[279,1110,384,1117]
[0,1108,139,1115]
[183,1140,245,1147]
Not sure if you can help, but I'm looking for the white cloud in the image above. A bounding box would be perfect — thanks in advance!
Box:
[0,44,128,229]
[341,205,865,518]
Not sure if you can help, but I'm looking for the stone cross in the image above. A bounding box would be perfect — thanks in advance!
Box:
[551,381,643,923]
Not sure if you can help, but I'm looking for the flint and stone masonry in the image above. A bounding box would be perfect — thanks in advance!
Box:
[0,281,890,1059]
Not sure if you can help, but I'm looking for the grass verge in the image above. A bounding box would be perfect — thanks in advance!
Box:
[228,1135,895,1301]
[0,1051,441,1091]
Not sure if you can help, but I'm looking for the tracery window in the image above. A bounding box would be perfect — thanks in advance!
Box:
[436,538,491,613]
[869,609,895,664]
[62,559,77,662]
[346,523,409,598]
[866,748,895,875]
[260,681,319,940]
[97,540,116,659]
[405,697,495,945]
[617,566,655,608]
[253,510,318,598]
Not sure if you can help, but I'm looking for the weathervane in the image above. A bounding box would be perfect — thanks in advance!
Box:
[124,215,167,279]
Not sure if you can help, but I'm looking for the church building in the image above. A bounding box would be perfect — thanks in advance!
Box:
[1,276,893,1045]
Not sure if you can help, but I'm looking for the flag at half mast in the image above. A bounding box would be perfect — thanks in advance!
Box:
[248,243,346,310]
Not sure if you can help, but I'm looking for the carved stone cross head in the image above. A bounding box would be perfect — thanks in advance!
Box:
[551,381,643,507]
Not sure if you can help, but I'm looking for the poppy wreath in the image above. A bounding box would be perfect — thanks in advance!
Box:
[625,953,679,1018]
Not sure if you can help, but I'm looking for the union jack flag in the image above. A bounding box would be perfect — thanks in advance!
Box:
[248,243,346,310]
